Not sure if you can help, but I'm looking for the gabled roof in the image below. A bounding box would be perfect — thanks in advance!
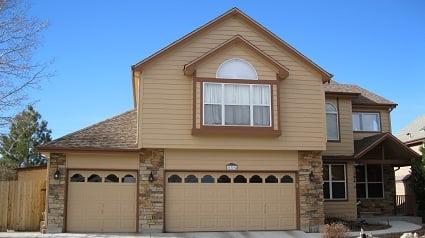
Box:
[132,8,332,82]
[396,115,425,144]
[354,132,420,160]
[324,81,397,108]
[38,110,138,152]
[184,35,290,79]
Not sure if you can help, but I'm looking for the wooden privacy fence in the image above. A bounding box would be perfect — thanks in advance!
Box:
[0,180,46,231]
[396,194,416,216]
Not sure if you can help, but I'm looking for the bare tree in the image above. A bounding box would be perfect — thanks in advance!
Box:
[0,0,49,128]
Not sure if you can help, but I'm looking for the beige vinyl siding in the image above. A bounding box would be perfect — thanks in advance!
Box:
[196,43,279,79]
[353,107,391,140]
[324,161,357,220]
[165,149,298,171]
[324,97,354,156]
[66,153,139,170]
[138,16,326,150]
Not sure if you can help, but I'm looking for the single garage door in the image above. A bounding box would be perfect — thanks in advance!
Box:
[66,170,137,232]
[165,172,297,232]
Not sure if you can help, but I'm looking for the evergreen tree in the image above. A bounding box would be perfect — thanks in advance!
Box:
[0,105,51,168]
[411,146,425,219]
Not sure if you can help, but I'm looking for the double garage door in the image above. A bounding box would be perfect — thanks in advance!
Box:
[165,172,297,232]
[66,170,137,232]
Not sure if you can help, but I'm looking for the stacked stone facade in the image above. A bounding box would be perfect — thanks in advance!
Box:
[46,153,66,233]
[298,151,324,233]
[139,148,165,233]
[358,165,396,216]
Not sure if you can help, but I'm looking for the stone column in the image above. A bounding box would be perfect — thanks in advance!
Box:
[46,153,66,233]
[298,151,324,232]
[139,149,164,233]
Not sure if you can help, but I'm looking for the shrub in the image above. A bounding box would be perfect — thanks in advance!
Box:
[321,223,350,238]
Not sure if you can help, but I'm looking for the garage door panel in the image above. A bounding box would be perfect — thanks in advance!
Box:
[166,172,297,232]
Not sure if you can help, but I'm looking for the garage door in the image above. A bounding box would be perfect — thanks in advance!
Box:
[66,170,137,232]
[165,172,297,232]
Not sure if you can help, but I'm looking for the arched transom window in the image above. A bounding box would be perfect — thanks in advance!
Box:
[326,103,339,141]
[216,58,258,80]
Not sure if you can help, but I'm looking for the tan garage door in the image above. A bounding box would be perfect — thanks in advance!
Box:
[66,170,137,232]
[165,172,297,232]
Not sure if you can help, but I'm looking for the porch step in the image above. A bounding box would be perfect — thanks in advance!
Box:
[362,216,423,225]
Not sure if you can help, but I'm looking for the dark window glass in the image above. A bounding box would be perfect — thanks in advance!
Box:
[368,183,383,198]
[105,174,119,183]
[168,174,182,183]
[249,175,263,183]
[217,175,231,183]
[201,175,215,183]
[122,174,136,183]
[281,175,294,183]
[87,174,102,182]
[265,175,278,183]
[356,183,366,198]
[356,165,366,182]
[331,165,345,180]
[323,165,329,180]
[70,174,85,182]
[367,165,382,182]
[234,175,247,183]
[323,182,330,199]
[331,182,346,199]
[184,175,198,183]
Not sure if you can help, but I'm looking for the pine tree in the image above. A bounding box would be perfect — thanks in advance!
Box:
[411,146,425,219]
[0,105,52,168]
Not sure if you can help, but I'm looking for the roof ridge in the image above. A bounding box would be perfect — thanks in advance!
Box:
[41,109,136,147]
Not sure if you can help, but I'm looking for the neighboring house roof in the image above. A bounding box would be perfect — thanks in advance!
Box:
[396,115,425,145]
[38,110,138,152]
[132,7,332,83]
[324,81,397,108]
[183,35,290,79]
[353,132,420,160]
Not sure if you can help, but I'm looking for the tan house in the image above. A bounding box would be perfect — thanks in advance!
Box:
[38,8,420,234]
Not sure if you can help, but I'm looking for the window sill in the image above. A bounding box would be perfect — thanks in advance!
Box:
[192,126,281,137]
[324,198,349,202]
[327,139,341,143]
[353,131,382,133]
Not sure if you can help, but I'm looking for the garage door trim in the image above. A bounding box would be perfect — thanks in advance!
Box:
[164,170,300,231]
[64,168,139,233]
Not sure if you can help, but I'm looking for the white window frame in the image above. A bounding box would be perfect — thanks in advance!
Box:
[326,102,340,141]
[356,164,385,199]
[203,82,272,127]
[323,164,347,200]
[216,58,258,80]
[353,112,381,132]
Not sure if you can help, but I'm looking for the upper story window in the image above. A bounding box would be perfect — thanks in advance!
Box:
[203,83,271,126]
[352,112,381,132]
[326,103,339,141]
[216,58,258,80]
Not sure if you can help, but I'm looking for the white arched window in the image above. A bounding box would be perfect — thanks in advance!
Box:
[216,58,258,80]
[326,103,339,141]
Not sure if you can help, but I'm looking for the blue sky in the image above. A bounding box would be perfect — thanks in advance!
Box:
[27,0,425,138]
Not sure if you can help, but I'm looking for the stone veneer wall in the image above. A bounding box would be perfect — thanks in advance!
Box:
[139,149,165,233]
[46,153,66,233]
[298,151,324,232]
[358,165,396,216]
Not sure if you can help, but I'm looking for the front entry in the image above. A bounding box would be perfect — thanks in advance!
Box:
[165,172,297,232]
[66,170,137,232]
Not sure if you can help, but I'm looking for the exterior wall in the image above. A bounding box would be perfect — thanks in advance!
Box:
[138,15,326,151]
[324,161,357,220]
[358,165,396,216]
[139,149,165,233]
[324,96,354,156]
[66,153,139,169]
[46,153,66,233]
[17,167,47,181]
[165,149,298,171]
[353,106,391,140]
[298,151,324,232]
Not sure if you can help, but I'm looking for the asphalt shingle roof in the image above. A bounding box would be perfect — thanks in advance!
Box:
[396,115,425,142]
[38,110,138,151]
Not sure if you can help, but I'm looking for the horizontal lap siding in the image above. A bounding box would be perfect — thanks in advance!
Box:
[324,97,354,156]
[139,16,325,150]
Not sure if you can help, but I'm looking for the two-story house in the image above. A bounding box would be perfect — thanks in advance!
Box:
[39,8,419,234]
